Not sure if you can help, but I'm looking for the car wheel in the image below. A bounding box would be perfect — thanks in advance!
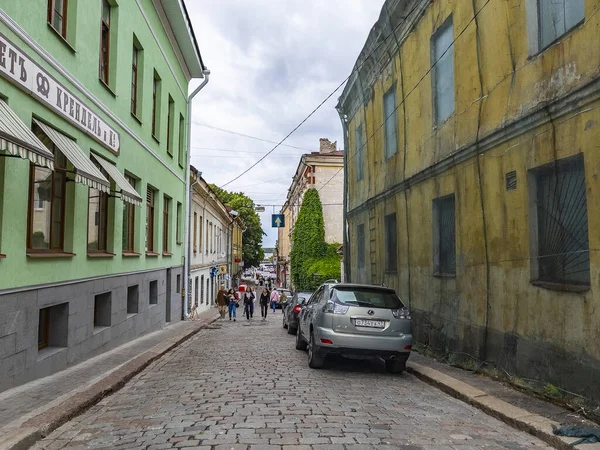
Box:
[287,325,296,335]
[308,331,324,369]
[295,327,307,350]
[385,359,405,374]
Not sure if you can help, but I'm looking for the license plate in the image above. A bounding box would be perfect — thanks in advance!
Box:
[355,319,385,328]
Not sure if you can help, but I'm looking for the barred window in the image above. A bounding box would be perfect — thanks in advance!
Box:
[532,155,589,286]
[433,194,456,276]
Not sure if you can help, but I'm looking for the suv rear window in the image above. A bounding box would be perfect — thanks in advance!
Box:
[333,287,404,309]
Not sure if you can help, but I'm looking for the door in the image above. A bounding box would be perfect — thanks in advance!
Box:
[165,268,172,322]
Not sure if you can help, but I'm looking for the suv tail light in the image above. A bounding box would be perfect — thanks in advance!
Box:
[293,305,302,314]
[392,307,411,320]
[323,301,349,314]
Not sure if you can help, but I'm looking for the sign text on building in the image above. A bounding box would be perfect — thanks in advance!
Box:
[0,33,120,154]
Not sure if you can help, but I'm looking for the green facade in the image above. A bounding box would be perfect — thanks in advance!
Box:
[0,0,197,290]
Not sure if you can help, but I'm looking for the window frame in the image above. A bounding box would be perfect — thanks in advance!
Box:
[99,0,111,85]
[166,96,174,157]
[193,212,197,253]
[146,186,155,253]
[151,72,161,140]
[383,86,397,159]
[178,114,185,168]
[432,194,456,277]
[384,213,397,273]
[131,44,139,116]
[163,195,170,253]
[176,202,182,244]
[122,174,136,253]
[431,16,455,126]
[355,123,364,181]
[47,0,68,38]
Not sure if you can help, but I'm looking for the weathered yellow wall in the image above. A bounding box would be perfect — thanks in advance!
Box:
[344,0,600,400]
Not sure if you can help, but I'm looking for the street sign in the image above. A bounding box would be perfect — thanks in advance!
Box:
[272,214,285,228]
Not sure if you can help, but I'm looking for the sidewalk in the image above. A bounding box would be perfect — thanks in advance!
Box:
[0,308,219,450]
[407,352,600,450]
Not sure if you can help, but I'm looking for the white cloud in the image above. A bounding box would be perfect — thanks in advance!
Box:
[185,0,383,246]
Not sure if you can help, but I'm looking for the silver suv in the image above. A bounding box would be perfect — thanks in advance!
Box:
[295,282,412,372]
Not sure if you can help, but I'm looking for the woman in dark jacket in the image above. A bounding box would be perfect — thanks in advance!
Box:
[259,288,270,320]
[243,287,256,320]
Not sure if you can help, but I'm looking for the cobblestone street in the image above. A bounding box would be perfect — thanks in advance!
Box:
[34,308,554,450]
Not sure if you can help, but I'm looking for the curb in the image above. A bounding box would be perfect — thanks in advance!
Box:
[0,314,220,450]
[406,362,600,450]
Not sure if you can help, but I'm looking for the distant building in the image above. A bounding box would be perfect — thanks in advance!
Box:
[277,138,344,288]
[0,1,205,390]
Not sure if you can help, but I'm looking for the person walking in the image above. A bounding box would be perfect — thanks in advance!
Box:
[270,288,280,314]
[259,287,270,320]
[227,288,237,321]
[216,285,228,320]
[243,287,256,320]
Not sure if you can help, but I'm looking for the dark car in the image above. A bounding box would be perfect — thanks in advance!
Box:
[282,291,313,334]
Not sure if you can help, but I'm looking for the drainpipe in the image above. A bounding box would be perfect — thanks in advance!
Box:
[336,105,350,283]
[184,69,210,319]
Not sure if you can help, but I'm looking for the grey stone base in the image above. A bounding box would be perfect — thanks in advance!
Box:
[412,308,600,405]
[0,266,183,393]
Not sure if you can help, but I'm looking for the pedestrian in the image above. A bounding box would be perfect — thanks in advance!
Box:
[260,287,270,320]
[270,288,280,314]
[216,285,228,320]
[243,287,256,320]
[227,288,237,321]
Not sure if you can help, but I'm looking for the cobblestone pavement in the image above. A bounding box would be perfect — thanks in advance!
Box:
[34,309,553,450]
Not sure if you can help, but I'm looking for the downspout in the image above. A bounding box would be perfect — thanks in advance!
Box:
[336,105,350,282]
[184,69,210,319]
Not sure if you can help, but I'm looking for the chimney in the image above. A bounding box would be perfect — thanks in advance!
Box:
[319,138,337,154]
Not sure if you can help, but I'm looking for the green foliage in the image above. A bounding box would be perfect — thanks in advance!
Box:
[210,184,265,268]
[290,189,341,290]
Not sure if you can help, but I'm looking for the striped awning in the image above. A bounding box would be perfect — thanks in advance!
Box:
[0,100,54,170]
[92,154,143,206]
[33,119,110,194]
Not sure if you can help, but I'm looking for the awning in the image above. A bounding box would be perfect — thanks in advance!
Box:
[0,99,54,170]
[33,119,110,194]
[92,154,142,206]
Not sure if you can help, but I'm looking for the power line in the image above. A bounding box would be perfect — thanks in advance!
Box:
[191,146,307,156]
[192,122,315,152]
[318,0,493,196]
[217,0,424,189]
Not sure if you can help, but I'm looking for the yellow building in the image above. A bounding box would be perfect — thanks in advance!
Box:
[337,0,600,403]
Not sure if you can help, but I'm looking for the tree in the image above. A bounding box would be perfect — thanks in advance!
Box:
[210,185,265,268]
[290,188,341,290]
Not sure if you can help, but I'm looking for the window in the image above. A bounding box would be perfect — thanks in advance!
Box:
[122,174,136,252]
[194,276,199,306]
[432,17,455,125]
[355,124,364,181]
[94,292,111,329]
[127,285,139,315]
[383,87,397,159]
[538,0,584,50]
[357,223,365,269]
[146,186,155,252]
[176,274,181,295]
[99,0,111,85]
[176,202,182,243]
[178,114,185,168]
[48,0,68,38]
[200,275,204,304]
[152,72,161,139]
[87,165,110,253]
[38,303,68,351]
[166,96,174,156]
[531,155,589,287]
[131,44,139,116]
[199,216,203,252]
[193,212,197,252]
[206,278,210,304]
[163,195,170,253]
[28,131,67,251]
[149,280,158,305]
[433,194,456,276]
[384,213,397,272]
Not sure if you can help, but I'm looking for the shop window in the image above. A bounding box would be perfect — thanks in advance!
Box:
[384,213,397,272]
[433,194,456,276]
[432,16,455,125]
[530,155,589,287]
[149,280,158,305]
[383,87,397,159]
[127,285,139,315]
[94,292,111,329]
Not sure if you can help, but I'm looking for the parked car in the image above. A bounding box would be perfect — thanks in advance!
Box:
[295,282,412,372]
[283,291,313,334]
[275,288,292,309]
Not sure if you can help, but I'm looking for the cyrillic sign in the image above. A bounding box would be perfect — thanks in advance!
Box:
[0,33,120,154]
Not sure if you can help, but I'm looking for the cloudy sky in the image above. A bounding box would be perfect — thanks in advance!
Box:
[185,1,383,247]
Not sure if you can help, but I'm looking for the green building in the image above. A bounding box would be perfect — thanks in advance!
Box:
[0,0,206,390]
